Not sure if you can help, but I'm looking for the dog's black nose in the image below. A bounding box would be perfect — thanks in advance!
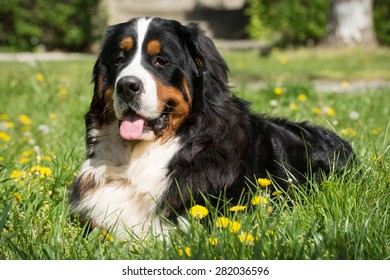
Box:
[117,76,143,96]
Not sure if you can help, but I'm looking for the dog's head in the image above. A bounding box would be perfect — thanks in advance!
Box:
[90,17,229,142]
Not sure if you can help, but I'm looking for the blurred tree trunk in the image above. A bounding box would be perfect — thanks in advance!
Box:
[327,0,377,46]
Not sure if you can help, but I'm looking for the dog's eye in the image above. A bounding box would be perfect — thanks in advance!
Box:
[153,56,168,67]
[114,57,125,66]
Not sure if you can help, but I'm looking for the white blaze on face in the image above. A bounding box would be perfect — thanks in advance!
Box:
[113,17,159,120]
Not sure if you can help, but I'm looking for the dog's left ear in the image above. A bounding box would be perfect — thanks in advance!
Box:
[91,56,106,110]
[185,23,229,85]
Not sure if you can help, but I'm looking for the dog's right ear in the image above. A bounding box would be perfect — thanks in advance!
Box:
[90,53,115,124]
[89,25,117,121]
[91,57,109,110]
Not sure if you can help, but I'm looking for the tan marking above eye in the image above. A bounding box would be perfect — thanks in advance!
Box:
[120,37,134,51]
[147,40,161,56]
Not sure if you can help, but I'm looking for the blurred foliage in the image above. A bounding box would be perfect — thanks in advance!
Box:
[1,0,388,51]
[0,0,106,52]
[246,0,390,46]
[245,0,330,46]
[374,0,390,45]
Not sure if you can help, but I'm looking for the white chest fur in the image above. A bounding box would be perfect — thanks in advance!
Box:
[75,123,180,239]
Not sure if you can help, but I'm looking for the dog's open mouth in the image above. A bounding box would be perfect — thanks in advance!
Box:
[118,110,169,140]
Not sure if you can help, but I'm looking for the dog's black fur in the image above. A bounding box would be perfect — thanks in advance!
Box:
[158,20,354,217]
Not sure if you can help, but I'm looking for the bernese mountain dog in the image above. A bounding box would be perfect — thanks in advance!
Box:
[70,17,354,239]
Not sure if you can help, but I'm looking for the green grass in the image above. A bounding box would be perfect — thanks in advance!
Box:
[0,48,389,260]
[223,47,390,83]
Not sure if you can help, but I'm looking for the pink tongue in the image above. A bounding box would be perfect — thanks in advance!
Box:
[119,115,145,140]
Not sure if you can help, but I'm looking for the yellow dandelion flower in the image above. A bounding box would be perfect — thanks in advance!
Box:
[42,155,52,162]
[0,156,4,161]
[22,150,34,157]
[209,237,219,246]
[30,166,53,178]
[257,178,271,187]
[229,221,241,233]
[251,195,268,206]
[59,87,68,97]
[10,170,26,179]
[229,205,247,212]
[105,233,115,242]
[341,80,350,87]
[340,128,357,137]
[4,121,14,128]
[272,190,283,196]
[251,196,261,205]
[35,73,45,82]
[185,247,191,256]
[372,155,382,162]
[273,87,284,95]
[371,128,382,135]
[20,158,30,164]
[178,247,192,257]
[13,192,22,202]
[100,229,115,242]
[48,113,57,120]
[289,103,299,111]
[30,166,39,176]
[279,56,288,64]
[10,170,20,178]
[297,94,307,102]
[238,232,255,245]
[0,114,9,120]
[19,115,32,125]
[215,217,231,228]
[312,107,321,115]
[39,167,52,178]
[0,132,11,142]
[326,107,336,117]
[188,205,209,220]
[266,229,276,237]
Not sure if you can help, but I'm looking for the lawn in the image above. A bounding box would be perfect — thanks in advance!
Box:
[0,48,389,259]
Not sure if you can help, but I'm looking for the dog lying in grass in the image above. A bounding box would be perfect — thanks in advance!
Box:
[70,17,355,239]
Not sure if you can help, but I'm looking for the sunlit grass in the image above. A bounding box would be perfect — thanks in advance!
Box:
[223,47,390,83]
[0,49,389,259]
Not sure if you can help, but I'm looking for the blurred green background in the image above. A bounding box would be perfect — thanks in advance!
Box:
[0,0,388,52]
